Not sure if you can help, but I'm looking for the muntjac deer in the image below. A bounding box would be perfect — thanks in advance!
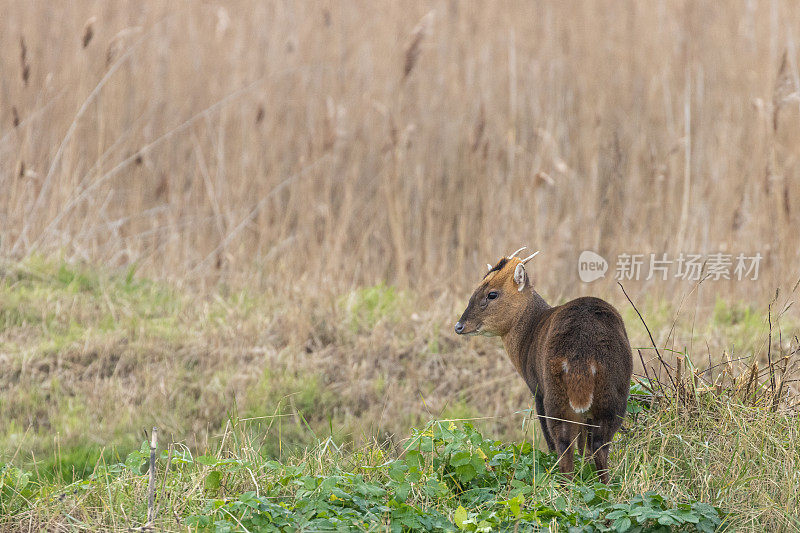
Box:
[454,247,632,483]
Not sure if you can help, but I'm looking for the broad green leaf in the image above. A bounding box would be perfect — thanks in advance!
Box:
[613,516,632,532]
[204,470,222,491]
[455,464,477,483]
[657,515,678,526]
[450,451,471,467]
[196,455,219,466]
[453,506,468,529]
[552,496,567,512]
[388,461,407,483]
[470,453,486,475]
[395,482,411,502]
[508,494,523,517]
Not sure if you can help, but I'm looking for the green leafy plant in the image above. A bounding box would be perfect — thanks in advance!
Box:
[176,420,723,532]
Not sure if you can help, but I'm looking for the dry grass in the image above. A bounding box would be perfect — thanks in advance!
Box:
[0,259,540,469]
[0,258,796,475]
[1,1,799,304]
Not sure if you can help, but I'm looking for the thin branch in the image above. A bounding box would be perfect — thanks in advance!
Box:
[618,282,677,390]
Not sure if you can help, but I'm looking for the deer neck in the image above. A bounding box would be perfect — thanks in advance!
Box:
[501,289,551,380]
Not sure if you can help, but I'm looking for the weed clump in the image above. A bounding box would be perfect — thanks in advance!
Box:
[2,419,726,532]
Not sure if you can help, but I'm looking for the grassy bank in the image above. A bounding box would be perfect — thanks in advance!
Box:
[3,394,799,531]
[1,259,799,530]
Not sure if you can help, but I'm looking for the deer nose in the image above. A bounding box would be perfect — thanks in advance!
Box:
[454,322,465,334]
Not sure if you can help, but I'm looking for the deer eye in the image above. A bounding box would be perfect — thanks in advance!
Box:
[487,291,499,300]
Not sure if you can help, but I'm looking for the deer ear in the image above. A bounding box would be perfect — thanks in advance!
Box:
[513,263,528,292]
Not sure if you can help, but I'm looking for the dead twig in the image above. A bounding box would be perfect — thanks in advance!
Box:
[618,282,677,391]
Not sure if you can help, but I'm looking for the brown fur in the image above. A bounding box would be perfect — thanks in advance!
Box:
[455,256,633,483]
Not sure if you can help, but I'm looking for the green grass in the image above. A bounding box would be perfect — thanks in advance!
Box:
[37,445,125,483]
[5,386,799,530]
[0,258,275,477]
[343,282,408,332]
[1,259,799,530]
[2,406,732,532]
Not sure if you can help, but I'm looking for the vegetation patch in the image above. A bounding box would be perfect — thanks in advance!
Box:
[2,416,727,532]
[1,260,798,530]
[343,283,408,333]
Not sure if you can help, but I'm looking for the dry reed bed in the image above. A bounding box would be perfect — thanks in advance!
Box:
[0,2,799,309]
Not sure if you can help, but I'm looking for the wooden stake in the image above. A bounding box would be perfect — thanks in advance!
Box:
[147,427,158,525]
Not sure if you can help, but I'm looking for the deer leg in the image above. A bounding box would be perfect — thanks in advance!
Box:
[591,440,610,484]
[549,419,579,480]
[590,415,621,484]
[579,425,589,461]
[535,393,556,451]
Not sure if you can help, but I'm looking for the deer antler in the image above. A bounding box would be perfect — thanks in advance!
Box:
[521,251,539,264]
[508,246,527,258]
